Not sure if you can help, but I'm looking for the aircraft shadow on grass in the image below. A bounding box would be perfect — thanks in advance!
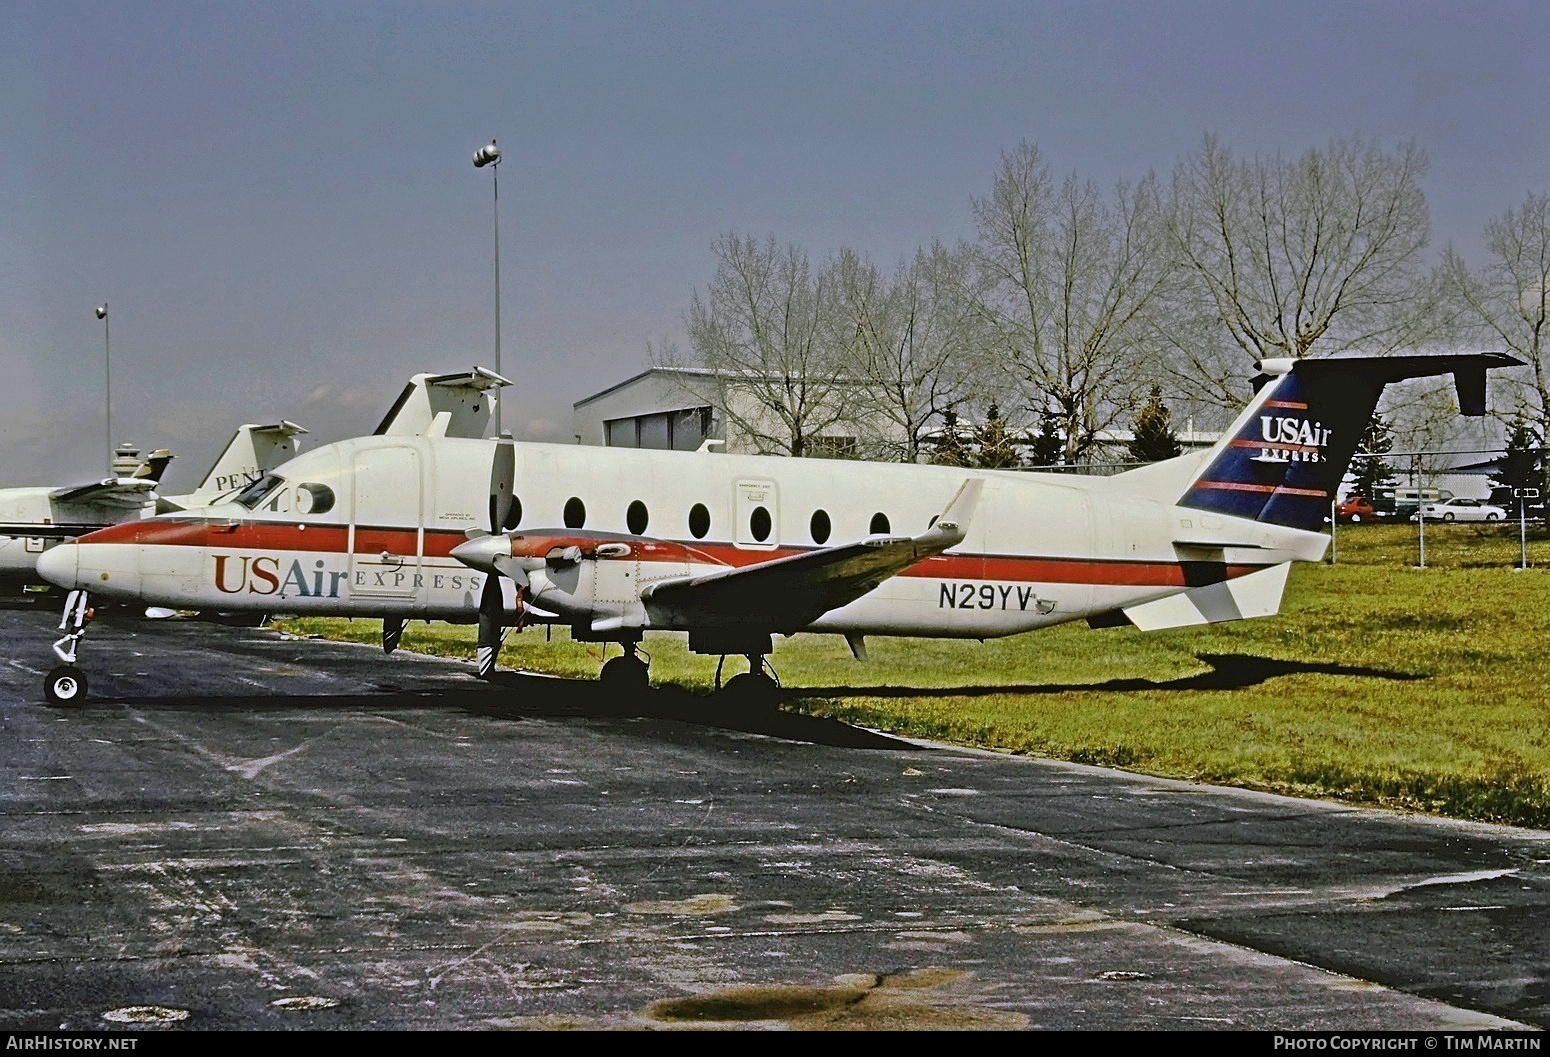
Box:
[800,652,1427,700]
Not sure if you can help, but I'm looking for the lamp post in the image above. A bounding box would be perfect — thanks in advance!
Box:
[96,303,110,473]
[472,139,502,436]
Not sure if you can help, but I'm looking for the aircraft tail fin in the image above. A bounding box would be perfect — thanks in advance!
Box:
[160,421,307,511]
[1177,352,1520,532]
[132,449,174,483]
[374,368,513,439]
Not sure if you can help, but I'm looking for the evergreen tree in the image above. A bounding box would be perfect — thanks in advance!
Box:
[1350,411,1397,501]
[1126,385,1182,462]
[1025,410,1064,467]
[974,402,1021,469]
[930,406,974,467]
[1491,412,1545,511]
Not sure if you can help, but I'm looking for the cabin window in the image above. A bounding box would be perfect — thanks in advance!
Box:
[688,503,710,539]
[870,512,890,534]
[749,505,772,542]
[627,500,649,535]
[810,509,831,544]
[564,497,586,528]
[296,483,335,515]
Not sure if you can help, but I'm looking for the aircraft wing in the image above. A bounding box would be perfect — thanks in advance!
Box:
[641,478,982,631]
[0,520,105,540]
[47,478,158,509]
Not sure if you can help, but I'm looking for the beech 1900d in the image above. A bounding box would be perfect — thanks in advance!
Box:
[33,352,1519,706]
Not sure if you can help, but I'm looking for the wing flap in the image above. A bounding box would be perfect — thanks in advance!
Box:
[643,478,982,630]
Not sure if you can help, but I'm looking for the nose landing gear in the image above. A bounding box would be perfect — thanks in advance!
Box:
[44,590,93,706]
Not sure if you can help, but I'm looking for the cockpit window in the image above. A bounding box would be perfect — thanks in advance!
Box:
[234,473,284,509]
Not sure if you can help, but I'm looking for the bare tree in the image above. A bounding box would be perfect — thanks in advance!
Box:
[966,142,1173,462]
[1164,135,1439,410]
[1441,191,1550,437]
[676,234,852,456]
[828,241,984,462]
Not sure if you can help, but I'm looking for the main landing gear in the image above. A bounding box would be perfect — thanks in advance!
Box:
[594,640,782,713]
[715,654,782,713]
[44,590,93,706]
[599,640,650,692]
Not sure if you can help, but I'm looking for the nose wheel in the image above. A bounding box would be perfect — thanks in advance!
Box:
[44,666,88,706]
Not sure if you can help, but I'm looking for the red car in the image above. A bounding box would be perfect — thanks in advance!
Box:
[1335,496,1378,522]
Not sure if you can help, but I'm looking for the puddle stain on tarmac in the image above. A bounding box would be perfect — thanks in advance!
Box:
[492,968,1029,1030]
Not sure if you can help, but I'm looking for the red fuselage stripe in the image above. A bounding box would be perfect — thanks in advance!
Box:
[1191,481,1327,498]
[75,517,1263,589]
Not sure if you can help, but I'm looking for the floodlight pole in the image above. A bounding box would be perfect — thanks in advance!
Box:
[96,303,110,473]
[1329,497,1338,564]
[473,140,503,437]
[1521,500,1530,571]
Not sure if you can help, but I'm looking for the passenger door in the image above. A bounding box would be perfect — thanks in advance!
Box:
[350,446,423,601]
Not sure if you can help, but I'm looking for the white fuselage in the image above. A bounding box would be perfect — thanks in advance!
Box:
[40,434,1326,640]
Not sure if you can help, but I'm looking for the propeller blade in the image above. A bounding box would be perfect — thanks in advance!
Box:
[489,437,515,533]
[473,437,518,678]
[476,574,503,678]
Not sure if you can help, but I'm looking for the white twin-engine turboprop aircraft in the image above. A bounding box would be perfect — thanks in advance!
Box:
[33,352,1519,705]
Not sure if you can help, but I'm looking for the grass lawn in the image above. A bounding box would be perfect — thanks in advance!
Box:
[275,521,1550,828]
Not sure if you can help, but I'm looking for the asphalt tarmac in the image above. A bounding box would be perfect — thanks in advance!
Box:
[0,604,1545,1032]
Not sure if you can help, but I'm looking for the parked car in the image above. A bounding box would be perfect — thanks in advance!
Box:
[1415,497,1507,522]
[1374,486,1452,522]
[1335,496,1378,522]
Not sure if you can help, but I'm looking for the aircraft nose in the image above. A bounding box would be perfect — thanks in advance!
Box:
[36,541,81,589]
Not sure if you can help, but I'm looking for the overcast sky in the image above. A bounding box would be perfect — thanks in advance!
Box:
[4,1,1545,489]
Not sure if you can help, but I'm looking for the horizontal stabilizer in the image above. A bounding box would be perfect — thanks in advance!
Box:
[1121,562,1291,631]
[48,478,157,509]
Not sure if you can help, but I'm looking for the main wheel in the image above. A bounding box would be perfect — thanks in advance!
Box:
[599,653,649,692]
[44,666,88,706]
[722,671,781,713]
[1443,512,1455,522]
[1487,513,1501,521]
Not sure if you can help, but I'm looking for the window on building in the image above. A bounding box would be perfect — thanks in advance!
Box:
[807,435,859,460]
[603,407,713,451]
